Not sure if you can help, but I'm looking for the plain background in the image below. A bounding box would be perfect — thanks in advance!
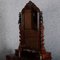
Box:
[0,0,60,60]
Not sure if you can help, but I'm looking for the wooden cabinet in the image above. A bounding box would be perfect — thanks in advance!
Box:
[6,1,52,60]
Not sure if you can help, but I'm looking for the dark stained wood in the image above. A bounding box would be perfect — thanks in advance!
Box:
[6,1,52,60]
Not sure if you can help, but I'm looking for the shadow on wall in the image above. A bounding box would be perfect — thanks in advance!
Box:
[0,10,13,60]
[0,17,13,60]
[0,48,13,60]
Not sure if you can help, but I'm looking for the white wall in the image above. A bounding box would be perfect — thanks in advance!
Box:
[0,0,60,60]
